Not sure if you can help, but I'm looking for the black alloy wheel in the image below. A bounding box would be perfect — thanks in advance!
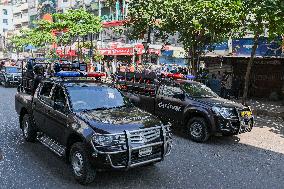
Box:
[187,117,210,142]
[70,142,96,185]
[21,114,37,142]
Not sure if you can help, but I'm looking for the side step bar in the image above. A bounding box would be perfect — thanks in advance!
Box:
[37,133,66,157]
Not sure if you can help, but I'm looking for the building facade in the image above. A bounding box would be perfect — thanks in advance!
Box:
[12,0,29,32]
[0,2,13,58]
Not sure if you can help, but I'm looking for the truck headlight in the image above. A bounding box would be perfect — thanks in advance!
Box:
[164,123,172,139]
[212,106,234,119]
[92,134,125,146]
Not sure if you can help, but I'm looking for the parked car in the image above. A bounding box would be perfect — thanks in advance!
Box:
[0,66,22,87]
[15,71,172,185]
[118,79,254,142]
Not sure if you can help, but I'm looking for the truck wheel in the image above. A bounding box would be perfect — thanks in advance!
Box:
[3,82,8,88]
[70,142,96,185]
[22,114,37,142]
[187,117,210,142]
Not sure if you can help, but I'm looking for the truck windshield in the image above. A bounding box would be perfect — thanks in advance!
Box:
[5,67,19,73]
[182,82,218,98]
[67,85,130,112]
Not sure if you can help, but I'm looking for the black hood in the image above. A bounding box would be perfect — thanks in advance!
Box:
[193,97,245,109]
[75,106,162,134]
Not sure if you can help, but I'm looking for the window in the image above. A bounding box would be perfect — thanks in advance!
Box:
[52,86,68,113]
[3,19,8,24]
[67,84,130,112]
[40,82,54,97]
[161,85,184,98]
[52,86,66,104]
[3,9,8,15]
[182,83,218,98]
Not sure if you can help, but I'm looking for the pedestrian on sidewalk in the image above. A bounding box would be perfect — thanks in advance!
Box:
[224,72,233,99]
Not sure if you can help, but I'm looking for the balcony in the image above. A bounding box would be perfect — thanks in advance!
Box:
[13,2,29,14]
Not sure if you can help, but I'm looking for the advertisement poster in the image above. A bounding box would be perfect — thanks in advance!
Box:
[232,37,282,57]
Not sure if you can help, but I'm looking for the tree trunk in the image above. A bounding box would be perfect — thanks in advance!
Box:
[77,36,80,62]
[90,33,93,64]
[82,36,85,62]
[190,46,197,76]
[242,32,259,105]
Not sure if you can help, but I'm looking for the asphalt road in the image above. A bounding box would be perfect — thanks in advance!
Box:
[0,86,283,189]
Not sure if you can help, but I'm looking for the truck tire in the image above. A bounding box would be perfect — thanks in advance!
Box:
[70,142,96,185]
[3,81,8,88]
[187,117,210,142]
[22,114,37,142]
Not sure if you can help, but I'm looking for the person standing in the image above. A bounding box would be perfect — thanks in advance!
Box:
[216,71,222,81]
[224,73,233,99]
[232,74,241,99]
[0,61,4,70]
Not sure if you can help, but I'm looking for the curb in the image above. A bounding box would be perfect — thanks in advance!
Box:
[253,109,284,120]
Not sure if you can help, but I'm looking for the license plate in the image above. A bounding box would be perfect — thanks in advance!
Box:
[240,111,252,118]
[138,147,152,157]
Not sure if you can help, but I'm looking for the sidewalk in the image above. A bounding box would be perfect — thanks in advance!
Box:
[237,99,284,120]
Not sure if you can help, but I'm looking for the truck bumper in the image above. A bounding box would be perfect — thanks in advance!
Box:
[89,126,172,170]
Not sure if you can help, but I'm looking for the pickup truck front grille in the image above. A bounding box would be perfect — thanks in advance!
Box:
[130,128,160,144]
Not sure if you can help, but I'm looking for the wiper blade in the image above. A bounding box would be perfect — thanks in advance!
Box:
[82,105,126,112]
[82,107,109,112]
[112,105,127,109]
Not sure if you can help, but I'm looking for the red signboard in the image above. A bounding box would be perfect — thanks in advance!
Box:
[99,48,134,56]
[98,45,160,56]
[56,49,77,57]
[102,20,126,28]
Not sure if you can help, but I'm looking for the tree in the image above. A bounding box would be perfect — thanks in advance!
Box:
[127,0,243,75]
[11,9,103,61]
[240,0,284,104]
[10,34,28,56]
[53,8,102,62]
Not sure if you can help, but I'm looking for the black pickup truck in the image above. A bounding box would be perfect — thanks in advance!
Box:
[119,79,254,142]
[15,73,172,185]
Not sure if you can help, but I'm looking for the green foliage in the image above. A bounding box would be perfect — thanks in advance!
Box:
[53,8,102,37]
[241,0,284,40]
[10,8,103,58]
[128,0,243,51]
[128,0,243,73]
[10,34,28,52]
[93,50,104,62]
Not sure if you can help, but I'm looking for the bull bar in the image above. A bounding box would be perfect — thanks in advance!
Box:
[90,125,172,169]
